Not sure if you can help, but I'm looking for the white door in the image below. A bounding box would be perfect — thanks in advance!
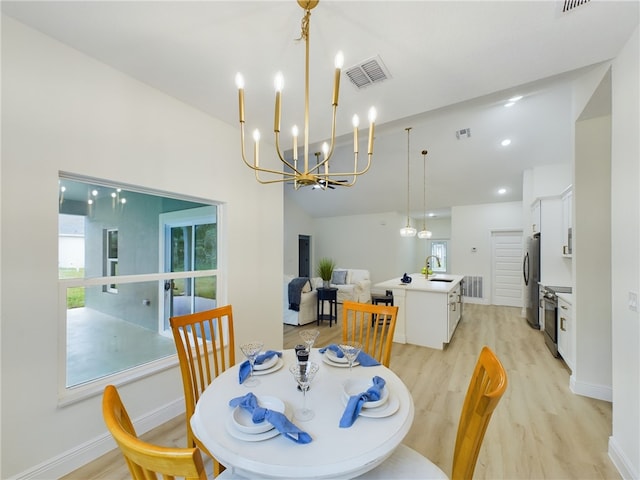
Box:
[491,230,523,307]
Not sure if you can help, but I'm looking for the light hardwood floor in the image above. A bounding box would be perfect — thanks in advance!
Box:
[62,304,620,479]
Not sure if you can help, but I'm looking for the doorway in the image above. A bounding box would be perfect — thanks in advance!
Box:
[159,206,218,334]
[298,235,310,277]
[491,230,523,307]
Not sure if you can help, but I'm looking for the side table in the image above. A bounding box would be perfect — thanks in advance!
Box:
[317,287,338,327]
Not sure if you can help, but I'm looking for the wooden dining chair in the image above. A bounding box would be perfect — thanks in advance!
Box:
[170,305,236,477]
[342,300,399,367]
[102,384,207,480]
[359,345,508,479]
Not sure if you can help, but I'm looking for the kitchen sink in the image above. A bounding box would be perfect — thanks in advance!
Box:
[429,278,453,282]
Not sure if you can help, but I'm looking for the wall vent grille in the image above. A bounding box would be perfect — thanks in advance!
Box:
[462,276,484,298]
[562,0,590,13]
[345,55,390,89]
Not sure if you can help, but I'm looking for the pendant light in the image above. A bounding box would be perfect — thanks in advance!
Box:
[418,149,433,239]
[400,127,417,237]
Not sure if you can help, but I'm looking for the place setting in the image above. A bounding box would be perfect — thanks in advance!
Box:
[339,375,400,426]
[319,342,380,371]
[238,341,284,386]
[227,392,311,444]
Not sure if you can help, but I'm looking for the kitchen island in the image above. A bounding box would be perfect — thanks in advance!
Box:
[374,274,464,350]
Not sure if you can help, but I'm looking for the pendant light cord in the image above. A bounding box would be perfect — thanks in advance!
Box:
[405,127,412,224]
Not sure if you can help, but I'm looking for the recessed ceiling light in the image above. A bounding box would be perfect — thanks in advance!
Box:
[498,188,507,195]
[501,139,511,147]
[504,102,515,108]
[508,95,523,102]
[428,213,436,217]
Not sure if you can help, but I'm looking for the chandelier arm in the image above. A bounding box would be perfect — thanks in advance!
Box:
[274,132,301,174]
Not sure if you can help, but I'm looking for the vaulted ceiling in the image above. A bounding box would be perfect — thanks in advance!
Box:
[3,1,638,218]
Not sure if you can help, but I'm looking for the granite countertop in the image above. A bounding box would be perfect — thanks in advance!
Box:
[375,274,464,293]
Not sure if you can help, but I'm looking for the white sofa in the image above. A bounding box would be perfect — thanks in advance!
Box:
[283,275,317,326]
[311,268,372,304]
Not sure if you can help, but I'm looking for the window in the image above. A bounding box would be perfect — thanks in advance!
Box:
[430,241,448,273]
[58,174,222,401]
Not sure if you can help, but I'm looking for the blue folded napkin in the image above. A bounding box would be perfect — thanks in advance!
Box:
[238,350,282,384]
[229,393,312,444]
[319,344,380,367]
[339,376,386,428]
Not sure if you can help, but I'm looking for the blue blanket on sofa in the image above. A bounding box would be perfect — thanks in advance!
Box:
[288,277,310,312]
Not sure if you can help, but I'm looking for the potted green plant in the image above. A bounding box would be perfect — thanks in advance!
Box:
[316,257,335,288]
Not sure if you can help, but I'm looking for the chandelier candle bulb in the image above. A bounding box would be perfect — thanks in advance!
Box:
[235,73,245,123]
[352,115,359,153]
[368,107,377,155]
[292,125,298,161]
[274,73,283,132]
[332,51,343,106]
[253,130,260,167]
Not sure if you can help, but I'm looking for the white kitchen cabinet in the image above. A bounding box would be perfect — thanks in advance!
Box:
[447,283,462,341]
[561,186,573,257]
[557,295,574,371]
[531,199,541,234]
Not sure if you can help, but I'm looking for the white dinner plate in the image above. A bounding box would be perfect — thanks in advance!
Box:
[252,357,284,376]
[253,353,279,371]
[342,378,390,409]
[325,349,349,364]
[341,393,400,418]
[226,416,281,442]
[359,395,400,418]
[231,396,285,434]
[322,355,359,368]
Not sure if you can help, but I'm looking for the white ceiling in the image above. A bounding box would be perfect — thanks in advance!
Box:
[3,1,638,219]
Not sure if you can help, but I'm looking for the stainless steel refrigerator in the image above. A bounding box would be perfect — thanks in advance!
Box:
[523,233,540,329]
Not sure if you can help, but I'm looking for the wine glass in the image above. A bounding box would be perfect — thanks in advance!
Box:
[299,329,320,356]
[338,342,363,376]
[289,361,319,421]
[240,341,264,387]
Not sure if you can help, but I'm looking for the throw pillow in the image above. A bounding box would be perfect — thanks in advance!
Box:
[331,270,348,285]
[302,280,312,293]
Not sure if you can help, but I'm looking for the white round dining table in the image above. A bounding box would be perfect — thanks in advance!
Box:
[190,348,414,479]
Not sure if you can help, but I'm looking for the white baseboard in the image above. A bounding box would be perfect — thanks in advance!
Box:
[569,374,613,402]
[608,435,638,480]
[9,398,185,480]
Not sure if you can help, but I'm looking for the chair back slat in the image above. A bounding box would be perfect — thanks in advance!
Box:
[342,301,399,367]
[102,385,207,480]
[451,346,508,480]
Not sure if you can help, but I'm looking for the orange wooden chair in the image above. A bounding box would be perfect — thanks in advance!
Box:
[102,384,207,480]
[342,300,399,367]
[170,305,236,477]
[361,345,508,479]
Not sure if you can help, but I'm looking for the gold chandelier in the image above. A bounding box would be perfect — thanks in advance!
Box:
[235,0,377,189]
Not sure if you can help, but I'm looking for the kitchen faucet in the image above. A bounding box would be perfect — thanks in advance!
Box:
[425,255,441,277]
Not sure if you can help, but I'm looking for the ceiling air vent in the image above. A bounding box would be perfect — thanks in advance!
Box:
[345,55,390,89]
[456,128,471,140]
[562,0,590,13]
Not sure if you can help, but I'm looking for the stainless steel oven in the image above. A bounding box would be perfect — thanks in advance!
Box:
[541,285,572,357]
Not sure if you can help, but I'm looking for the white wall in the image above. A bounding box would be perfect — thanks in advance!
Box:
[313,212,413,286]
[609,25,640,480]
[1,16,283,478]
[451,202,523,304]
[283,200,315,276]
